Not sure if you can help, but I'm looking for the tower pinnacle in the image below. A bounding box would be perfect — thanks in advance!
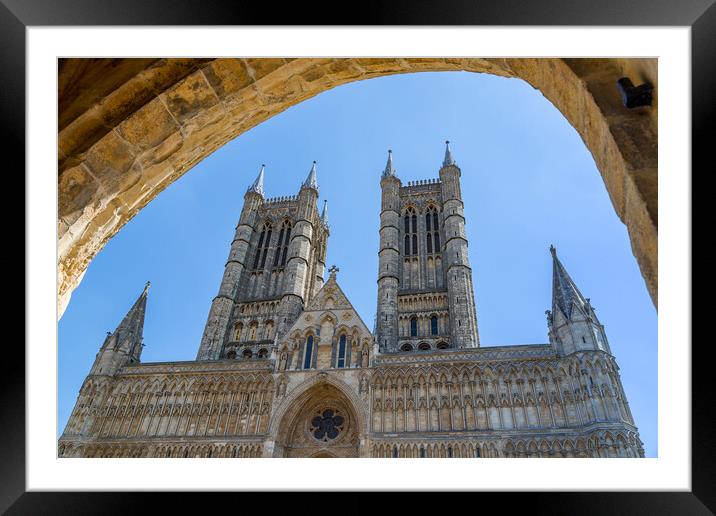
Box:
[321,199,329,228]
[382,149,397,178]
[302,161,319,191]
[443,140,456,167]
[247,164,265,197]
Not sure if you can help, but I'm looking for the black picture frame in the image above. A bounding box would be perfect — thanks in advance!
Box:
[5,0,711,512]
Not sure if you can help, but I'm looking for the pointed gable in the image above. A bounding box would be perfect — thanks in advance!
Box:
[306,274,352,311]
[286,266,372,337]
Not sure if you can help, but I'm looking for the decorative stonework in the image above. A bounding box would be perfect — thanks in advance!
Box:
[310,409,346,442]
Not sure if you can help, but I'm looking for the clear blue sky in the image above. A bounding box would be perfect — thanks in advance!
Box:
[58,71,657,456]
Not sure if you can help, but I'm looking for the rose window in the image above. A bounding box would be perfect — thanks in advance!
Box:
[310,409,345,442]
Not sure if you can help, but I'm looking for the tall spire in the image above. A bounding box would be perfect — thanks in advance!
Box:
[247,164,265,197]
[443,140,456,167]
[550,245,589,319]
[321,199,329,228]
[382,149,397,178]
[302,161,319,191]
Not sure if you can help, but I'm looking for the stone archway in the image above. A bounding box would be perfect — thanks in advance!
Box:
[270,375,366,458]
[58,58,657,316]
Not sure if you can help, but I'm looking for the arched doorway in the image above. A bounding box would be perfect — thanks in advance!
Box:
[273,381,362,458]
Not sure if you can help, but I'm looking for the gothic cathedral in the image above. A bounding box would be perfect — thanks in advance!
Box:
[59,143,644,458]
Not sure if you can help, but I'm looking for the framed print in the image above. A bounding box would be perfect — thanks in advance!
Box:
[7,0,712,513]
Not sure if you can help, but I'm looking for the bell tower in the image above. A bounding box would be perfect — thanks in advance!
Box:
[376,142,480,353]
[196,162,328,361]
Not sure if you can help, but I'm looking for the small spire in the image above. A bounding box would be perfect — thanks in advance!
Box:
[321,199,329,227]
[107,282,150,358]
[550,246,589,320]
[302,161,319,191]
[382,149,397,178]
[246,164,265,197]
[443,140,456,167]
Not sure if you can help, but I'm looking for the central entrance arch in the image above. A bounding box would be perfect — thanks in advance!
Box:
[271,377,365,458]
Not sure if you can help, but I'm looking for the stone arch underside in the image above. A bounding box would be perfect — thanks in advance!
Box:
[270,377,365,458]
[58,58,657,317]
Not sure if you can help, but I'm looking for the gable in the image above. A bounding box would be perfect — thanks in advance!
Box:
[306,279,352,311]
[285,273,373,338]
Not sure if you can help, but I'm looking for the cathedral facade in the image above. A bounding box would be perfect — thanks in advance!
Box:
[59,143,644,458]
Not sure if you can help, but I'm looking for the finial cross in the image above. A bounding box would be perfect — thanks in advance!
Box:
[329,265,339,275]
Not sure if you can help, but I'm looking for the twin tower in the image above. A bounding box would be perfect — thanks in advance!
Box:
[195,142,480,361]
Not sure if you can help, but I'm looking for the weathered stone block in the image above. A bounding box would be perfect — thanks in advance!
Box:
[116,97,179,151]
[163,70,219,126]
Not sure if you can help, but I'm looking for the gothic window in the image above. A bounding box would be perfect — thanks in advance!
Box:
[260,230,271,268]
[264,320,274,340]
[276,221,291,267]
[242,349,253,359]
[400,343,413,352]
[253,229,266,268]
[410,317,418,337]
[273,227,284,266]
[248,322,258,341]
[253,223,273,270]
[233,322,243,341]
[304,335,314,369]
[393,446,399,458]
[420,446,426,458]
[431,316,438,335]
[418,342,431,351]
[448,446,453,458]
[426,206,440,255]
[337,334,347,368]
[226,350,236,359]
[437,341,449,349]
[475,447,481,458]
[404,207,417,256]
[257,348,268,359]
